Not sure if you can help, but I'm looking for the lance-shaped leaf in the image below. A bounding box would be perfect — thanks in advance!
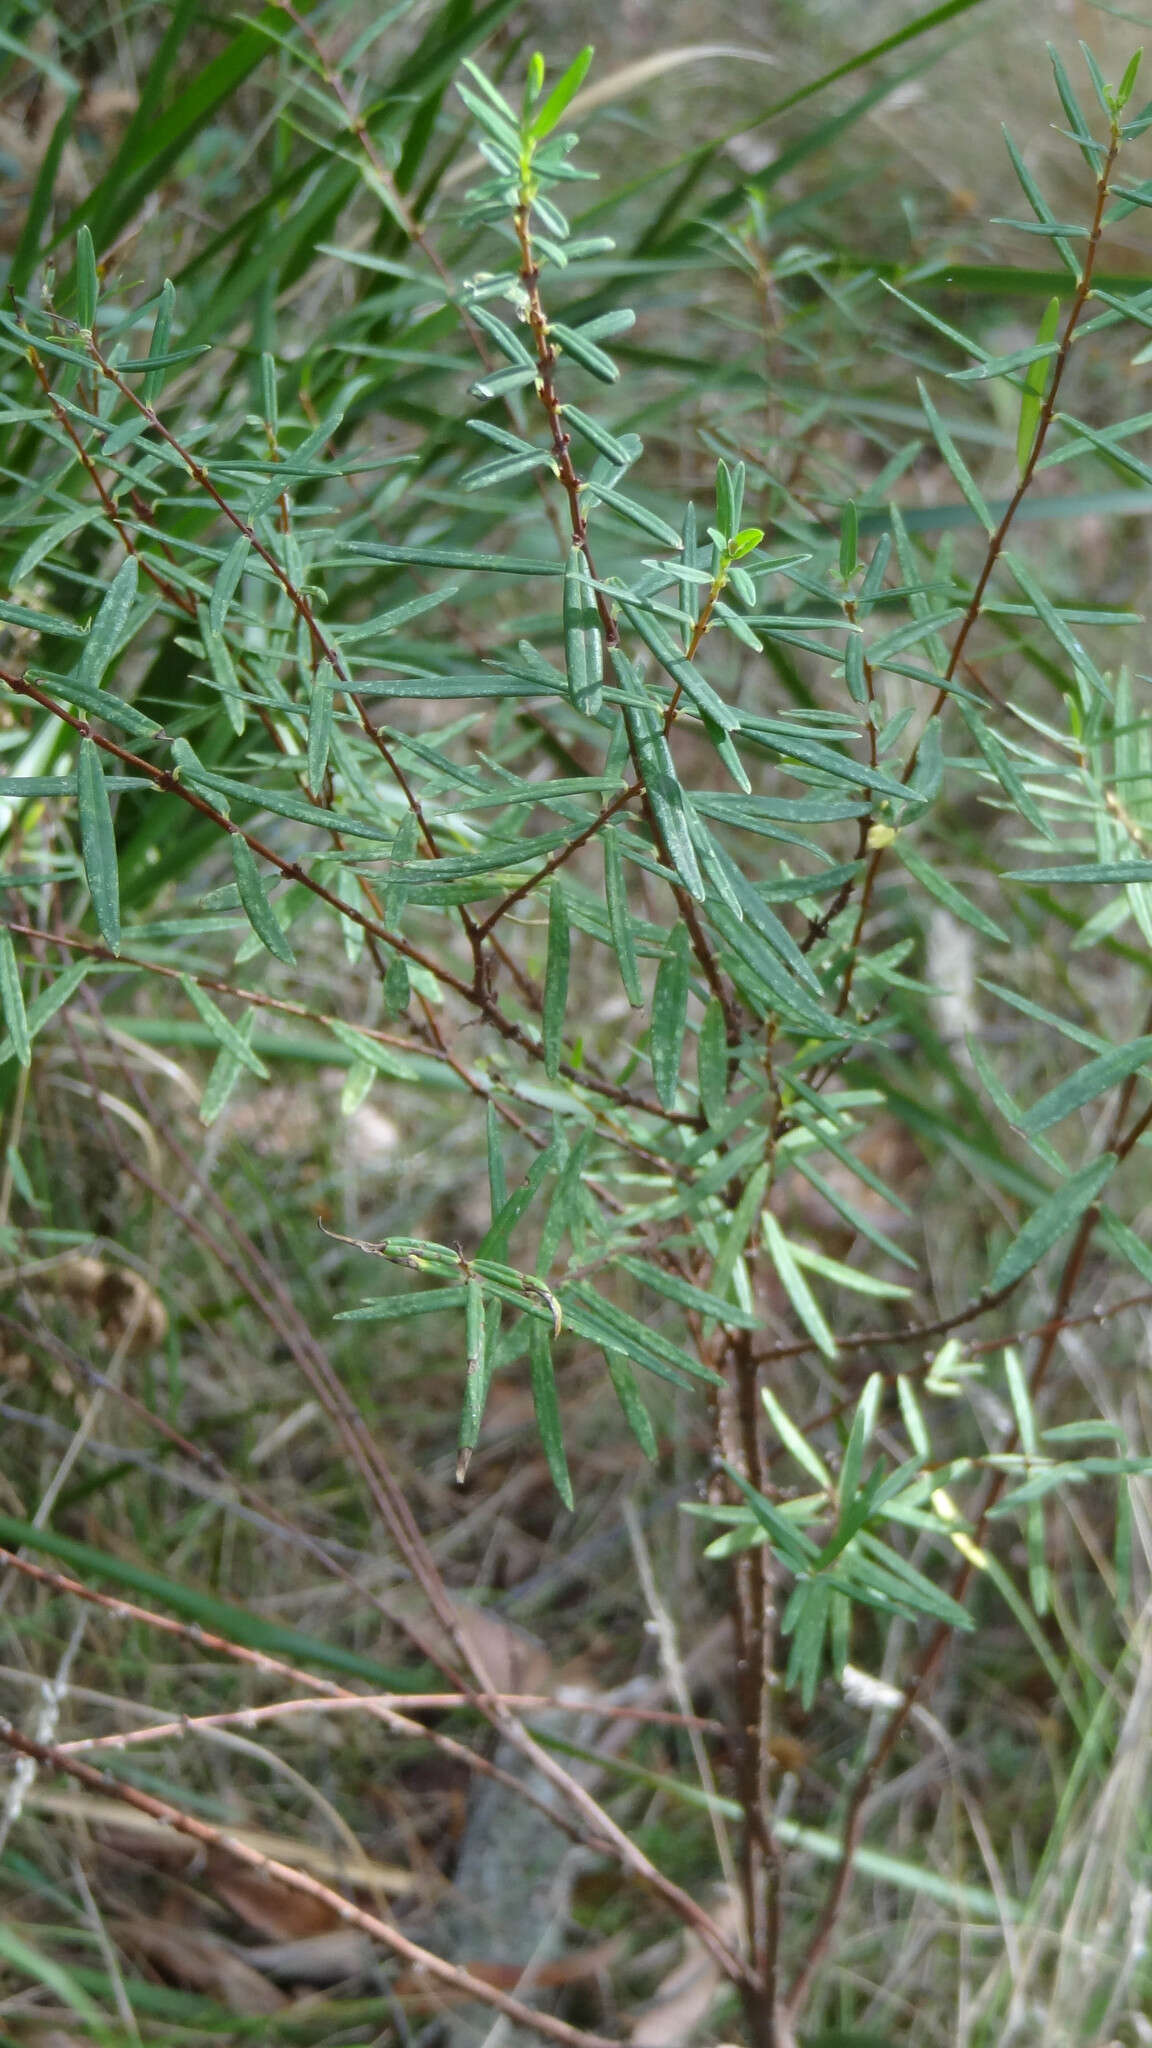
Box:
[763,1211,838,1359]
[529,1319,573,1508]
[618,594,740,732]
[143,276,175,402]
[603,824,643,1005]
[200,1007,257,1126]
[604,1350,658,1461]
[649,920,691,1110]
[697,995,728,1126]
[230,835,295,966]
[917,380,996,536]
[458,1276,495,1485]
[898,844,1009,944]
[78,557,139,693]
[1020,1035,1152,1135]
[179,973,270,1079]
[1017,296,1061,475]
[614,653,704,901]
[529,43,593,137]
[0,929,30,1069]
[76,737,120,952]
[989,1154,1117,1293]
[75,223,97,328]
[307,659,335,792]
[0,962,88,1068]
[563,546,603,714]
[542,883,571,1079]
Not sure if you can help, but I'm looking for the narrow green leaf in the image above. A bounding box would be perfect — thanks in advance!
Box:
[384,951,410,1016]
[486,1100,508,1223]
[1020,1035,1152,1134]
[583,481,680,544]
[619,595,739,732]
[76,737,120,952]
[543,883,571,1079]
[1009,862,1152,883]
[1017,296,1061,475]
[0,929,31,1069]
[0,961,88,1067]
[697,995,728,1126]
[143,277,176,402]
[693,1164,762,1323]
[74,223,97,329]
[897,1377,930,1457]
[650,921,690,1110]
[550,320,622,383]
[604,1349,658,1460]
[762,1384,833,1486]
[529,1319,574,1508]
[788,1241,912,1300]
[1002,1345,1038,1455]
[989,1154,1116,1292]
[604,825,643,1005]
[459,1274,489,1475]
[530,43,593,137]
[839,1373,882,1508]
[616,662,705,901]
[0,596,87,640]
[898,844,1009,944]
[307,659,335,792]
[78,557,139,690]
[210,532,252,635]
[917,379,996,534]
[839,499,859,579]
[179,974,270,1079]
[230,835,295,965]
[1003,548,1110,698]
[784,1579,831,1710]
[0,1925,107,2035]
[1048,42,1099,168]
[763,1212,838,1359]
[564,1282,723,1387]
[563,546,603,715]
[199,1006,256,1126]
[1117,46,1144,112]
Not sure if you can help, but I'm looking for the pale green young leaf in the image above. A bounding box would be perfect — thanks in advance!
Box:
[787,1241,912,1300]
[1017,296,1061,476]
[763,1212,838,1359]
[762,1384,833,1487]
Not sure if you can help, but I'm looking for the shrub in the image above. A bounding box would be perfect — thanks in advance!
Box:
[2,9,1152,2045]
